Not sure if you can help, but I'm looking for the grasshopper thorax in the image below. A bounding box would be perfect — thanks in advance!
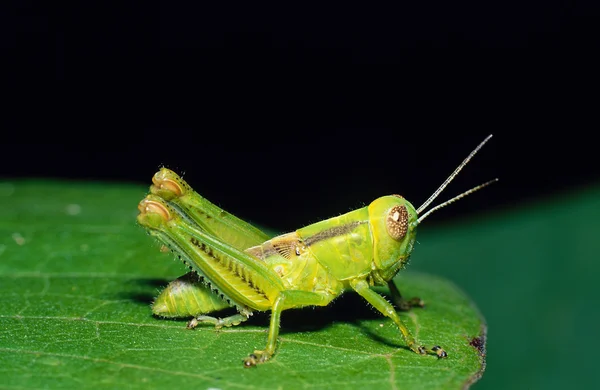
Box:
[367,195,419,282]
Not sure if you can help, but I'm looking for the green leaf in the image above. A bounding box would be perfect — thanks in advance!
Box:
[0,180,485,389]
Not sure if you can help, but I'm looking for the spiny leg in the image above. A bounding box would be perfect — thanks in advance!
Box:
[243,290,331,367]
[388,280,425,311]
[352,279,447,358]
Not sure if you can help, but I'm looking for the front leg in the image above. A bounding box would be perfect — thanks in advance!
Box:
[351,279,447,358]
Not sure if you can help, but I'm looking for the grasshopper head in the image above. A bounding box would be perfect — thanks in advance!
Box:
[368,135,498,282]
[368,195,419,281]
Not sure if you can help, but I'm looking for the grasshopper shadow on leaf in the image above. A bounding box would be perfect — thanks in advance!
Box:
[287,289,424,351]
[275,291,386,333]
[127,275,420,349]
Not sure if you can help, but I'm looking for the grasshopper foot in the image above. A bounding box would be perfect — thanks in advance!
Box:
[397,296,426,311]
[243,350,271,367]
[410,343,427,355]
[186,318,198,329]
[388,282,425,311]
[432,345,448,358]
[409,343,447,358]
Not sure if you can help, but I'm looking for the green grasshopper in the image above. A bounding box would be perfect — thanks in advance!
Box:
[137,135,497,367]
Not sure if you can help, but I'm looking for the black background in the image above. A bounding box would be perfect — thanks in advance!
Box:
[2,2,599,231]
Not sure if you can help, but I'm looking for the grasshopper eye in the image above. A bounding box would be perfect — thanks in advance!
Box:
[386,205,408,240]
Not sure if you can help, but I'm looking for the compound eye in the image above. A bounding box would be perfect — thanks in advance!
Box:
[386,205,408,240]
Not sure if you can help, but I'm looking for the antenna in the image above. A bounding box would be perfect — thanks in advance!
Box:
[416,134,494,215]
[417,178,498,224]
[417,134,498,223]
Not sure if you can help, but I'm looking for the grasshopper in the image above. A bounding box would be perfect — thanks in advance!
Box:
[137,135,497,367]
